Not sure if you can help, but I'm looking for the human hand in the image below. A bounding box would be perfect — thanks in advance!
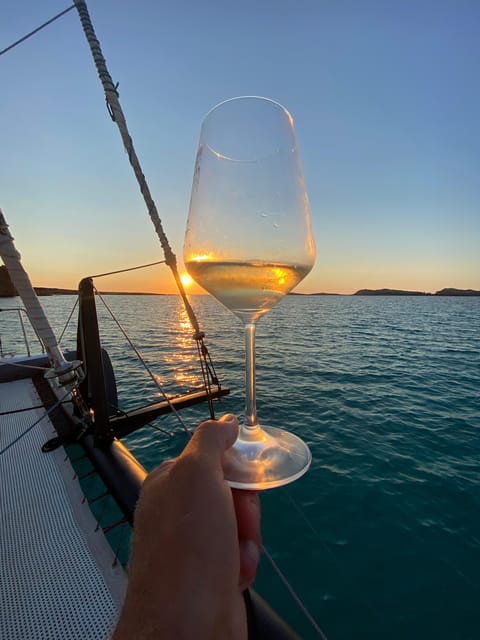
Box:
[112,414,261,640]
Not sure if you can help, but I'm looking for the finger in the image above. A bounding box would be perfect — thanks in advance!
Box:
[183,414,239,462]
[234,491,262,589]
[233,490,261,546]
[238,539,261,590]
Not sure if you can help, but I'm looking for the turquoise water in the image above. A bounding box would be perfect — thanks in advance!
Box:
[2,294,479,639]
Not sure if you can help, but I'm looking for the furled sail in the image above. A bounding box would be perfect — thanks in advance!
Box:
[0,209,78,384]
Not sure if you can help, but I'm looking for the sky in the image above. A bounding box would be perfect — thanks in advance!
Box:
[1,0,479,294]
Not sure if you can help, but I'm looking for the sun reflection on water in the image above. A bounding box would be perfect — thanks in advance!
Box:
[160,301,202,392]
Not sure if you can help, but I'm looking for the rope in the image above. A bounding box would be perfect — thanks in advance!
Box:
[73,0,220,418]
[262,545,329,640]
[0,405,47,416]
[0,211,69,370]
[72,1,197,330]
[0,358,50,371]
[0,389,72,457]
[0,4,75,57]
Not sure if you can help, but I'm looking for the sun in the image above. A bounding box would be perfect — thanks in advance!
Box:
[180,273,193,288]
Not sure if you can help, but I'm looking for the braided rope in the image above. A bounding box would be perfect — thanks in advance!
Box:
[73,0,200,334]
[73,1,220,417]
[0,211,65,368]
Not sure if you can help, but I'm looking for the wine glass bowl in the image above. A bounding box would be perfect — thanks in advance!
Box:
[184,96,315,489]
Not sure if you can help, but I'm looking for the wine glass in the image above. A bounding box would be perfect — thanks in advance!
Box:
[184,96,316,489]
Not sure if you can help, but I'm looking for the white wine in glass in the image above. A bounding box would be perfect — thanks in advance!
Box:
[184,96,316,490]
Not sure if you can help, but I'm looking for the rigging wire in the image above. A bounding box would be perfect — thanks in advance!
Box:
[0,4,75,57]
[106,404,174,438]
[281,486,383,623]
[87,260,166,280]
[146,421,174,438]
[58,296,79,345]
[85,260,221,422]
[262,545,329,640]
[94,287,191,436]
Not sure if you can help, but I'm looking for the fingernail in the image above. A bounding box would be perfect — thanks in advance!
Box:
[244,539,261,566]
[219,413,238,424]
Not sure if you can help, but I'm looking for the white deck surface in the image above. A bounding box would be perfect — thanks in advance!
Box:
[0,378,127,639]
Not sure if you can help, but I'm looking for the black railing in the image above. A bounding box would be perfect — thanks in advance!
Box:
[76,277,228,446]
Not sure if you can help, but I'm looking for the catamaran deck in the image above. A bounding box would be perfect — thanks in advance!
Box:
[0,378,126,639]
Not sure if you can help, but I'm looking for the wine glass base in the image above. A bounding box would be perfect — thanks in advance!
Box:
[223,425,312,490]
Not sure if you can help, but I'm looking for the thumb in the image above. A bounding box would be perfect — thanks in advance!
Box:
[185,414,239,461]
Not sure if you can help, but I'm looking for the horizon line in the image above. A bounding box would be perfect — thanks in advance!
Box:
[1,285,478,298]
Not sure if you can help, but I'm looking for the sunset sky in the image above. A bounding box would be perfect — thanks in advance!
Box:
[1,0,479,294]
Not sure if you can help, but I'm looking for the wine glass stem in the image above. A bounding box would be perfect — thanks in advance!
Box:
[244,322,258,428]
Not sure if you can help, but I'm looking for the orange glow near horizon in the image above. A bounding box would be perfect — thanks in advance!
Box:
[25,254,479,297]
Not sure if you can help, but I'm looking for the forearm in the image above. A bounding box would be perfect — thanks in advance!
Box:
[112,523,246,640]
[111,576,247,640]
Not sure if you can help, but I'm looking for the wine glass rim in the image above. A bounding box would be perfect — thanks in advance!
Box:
[203,95,293,124]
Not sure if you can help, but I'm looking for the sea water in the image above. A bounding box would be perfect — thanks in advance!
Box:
[2,294,479,639]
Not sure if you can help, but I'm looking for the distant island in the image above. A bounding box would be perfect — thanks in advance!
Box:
[289,291,339,296]
[290,288,480,297]
[353,288,480,296]
[0,268,162,297]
